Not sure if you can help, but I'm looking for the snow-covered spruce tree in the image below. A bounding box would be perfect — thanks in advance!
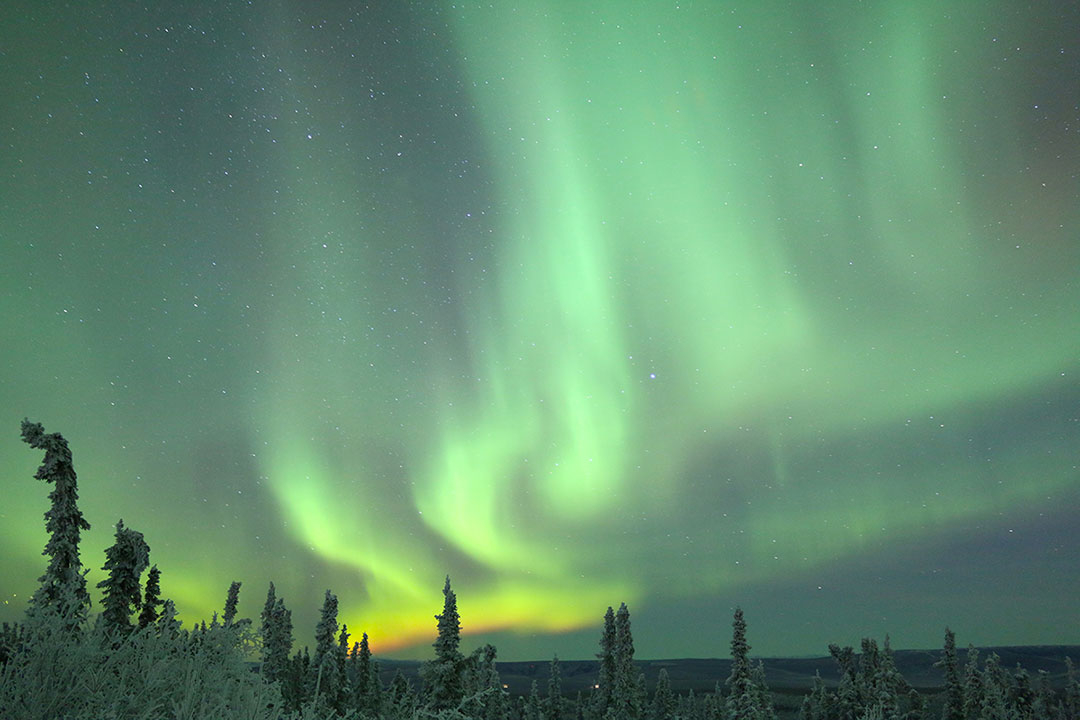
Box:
[309,589,343,711]
[978,652,1012,720]
[905,688,927,720]
[223,580,241,626]
[879,636,909,715]
[799,671,829,720]
[96,518,150,637]
[548,655,565,720]
[650,667,675,720]
[350,631,383,716]
[260,582,293,686]
[1009,664,1034,718]
[593,606,617,719]
[724,607,772,720]
[461,642,506,720]
[136,565,162,629]
[21,419,92,626]
[526,679,543,720]
[335,623,351,713]
[834,668,859,720]
[612,602,641,720]
[934,628,965,720]
[422,575,466,712]
[284,645,312,712]
[751,660,777,720]
[1065,657,1080,720]
[1030,670,1058,720]
[387,668,419,720]
[961,646,982,720]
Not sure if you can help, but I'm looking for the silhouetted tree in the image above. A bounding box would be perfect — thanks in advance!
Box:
[156,598,181,637]
[594,606,617,719]
[21,419,92,625]
[137,565,162,629]
[423,575,465,711]
[223,580,241,626]
[260,583,293,688]
[96,519,149,636]
[350,631,381,715]
[613,602,641,720]
[333,623,351,713]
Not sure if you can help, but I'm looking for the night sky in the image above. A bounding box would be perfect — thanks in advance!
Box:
[1,1,1078,661]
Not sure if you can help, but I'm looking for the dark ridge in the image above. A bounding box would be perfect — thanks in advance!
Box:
[376,645,1080,695]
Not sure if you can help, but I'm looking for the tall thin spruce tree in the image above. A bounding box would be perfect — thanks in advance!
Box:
[223,580,241,626]
[935,628,965,720]
[310,589,342,708]
[21,419,92,624]
[594,606,617,718]
[423,575,465,711]
[97,518,150,636]
[613,602,640,720]
[725,607,772,720]
[650,667,675,720]
[137,565,162,629]
[547,655,564,720]
[260,582,294,686]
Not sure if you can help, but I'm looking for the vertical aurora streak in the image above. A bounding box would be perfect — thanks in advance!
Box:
[0,1,1077,658]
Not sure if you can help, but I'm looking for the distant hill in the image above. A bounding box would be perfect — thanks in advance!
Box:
[376,645,1080,696]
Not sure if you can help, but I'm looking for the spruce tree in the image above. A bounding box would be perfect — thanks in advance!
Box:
[21,419,92,623]
[799,671,829,720]
[905,688,927,720]
[97,518,150,636]
[388,669,418,719]
[423,575,465,711]
[961,646,982,720]
[137,565,162,629]
[310,590,342,708]
[613,602,640,720]
[157,598,181,637]
[526,680,543,720]
[595,606,617,718]
[1065,657,1080,720]
[334,623,351,713]
[260,584,294,687]
[1009,664,1033,718]
[223,580,241,626]
[725,607,765,720]
[548,655,564,720]
[751,660,776,720]
[978,652,1011,720]
[651,668,675,720]
[935,628,965,720]
[1030,670,1058,720]
[351,631,381,715]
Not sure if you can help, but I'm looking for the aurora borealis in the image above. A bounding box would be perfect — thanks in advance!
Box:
[1,0,1077,661]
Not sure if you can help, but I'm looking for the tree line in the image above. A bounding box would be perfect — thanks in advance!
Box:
[1,420,1078,720]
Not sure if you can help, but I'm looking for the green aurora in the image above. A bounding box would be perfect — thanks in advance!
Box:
[0,1,1077,659]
